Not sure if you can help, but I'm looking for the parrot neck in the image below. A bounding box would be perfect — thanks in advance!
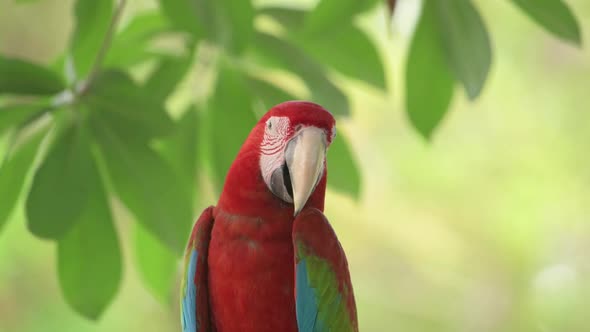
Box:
[216,137,327,221]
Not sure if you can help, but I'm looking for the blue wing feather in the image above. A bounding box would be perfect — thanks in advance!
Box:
[182,249,198,332]
[180,207,215,332]
[296,259,322,332]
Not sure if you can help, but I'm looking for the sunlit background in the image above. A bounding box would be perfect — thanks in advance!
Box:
[1,0,590,331]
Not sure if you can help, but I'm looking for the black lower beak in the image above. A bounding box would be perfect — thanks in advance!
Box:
[270,163,294,203]
[282,163,293,200]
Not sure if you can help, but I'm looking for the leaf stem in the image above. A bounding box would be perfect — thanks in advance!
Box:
[78,0,127,95]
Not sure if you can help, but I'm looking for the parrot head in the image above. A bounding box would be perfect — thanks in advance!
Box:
[218,101,336,217]
[258,101,336,216]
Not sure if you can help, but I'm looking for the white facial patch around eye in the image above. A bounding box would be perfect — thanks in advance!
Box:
[260,116,291,186]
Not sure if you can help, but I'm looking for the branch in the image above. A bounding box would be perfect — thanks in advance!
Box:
[78,0,127,95]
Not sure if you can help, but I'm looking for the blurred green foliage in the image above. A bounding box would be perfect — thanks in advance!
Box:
[0,0,588,331]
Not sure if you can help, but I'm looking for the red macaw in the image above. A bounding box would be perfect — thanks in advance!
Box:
[180,101,358,332]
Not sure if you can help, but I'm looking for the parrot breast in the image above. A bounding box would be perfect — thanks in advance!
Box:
[207,207,298,332]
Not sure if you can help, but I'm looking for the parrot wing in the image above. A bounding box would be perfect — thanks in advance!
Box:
[292,208,358,332]
[181,206,215,332]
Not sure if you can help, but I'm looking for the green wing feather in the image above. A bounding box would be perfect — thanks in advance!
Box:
[293,208,358,332]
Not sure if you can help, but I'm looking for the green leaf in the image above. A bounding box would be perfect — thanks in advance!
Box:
[105,11,169,67]
[143,55,193,102]
[70,0,113,78]
[0,103,48,135]
[433,0,492,100]
[246,76,298,115]
[134,222,177,303]
[157,0,203,38]
[0,126,48,233]
[208,64,257,192]
[258,6,307,31]
[84,71,174,142]
[305,0,378,33]
[251,32,350,116]
[510,0,581,45]
[406,1,455,139]
[161,0,254,54]
[91,117,193,255]
[295,24,386,89]
[216,0,255,54]
[158,106,199,202]
[327,131,360,199]
[261,8,386,88]
[26,123,95,239]
[57,157,122,320]
[0,56,65,95]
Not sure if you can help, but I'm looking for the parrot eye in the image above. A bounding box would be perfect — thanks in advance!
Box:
[267,121,272,129]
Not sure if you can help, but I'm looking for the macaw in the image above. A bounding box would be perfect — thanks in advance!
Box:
[180,101,358,332]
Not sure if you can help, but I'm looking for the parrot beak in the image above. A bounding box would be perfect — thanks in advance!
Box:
[285,126,327,216]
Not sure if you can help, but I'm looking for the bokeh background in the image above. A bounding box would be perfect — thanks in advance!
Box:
[1,0,590,331]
